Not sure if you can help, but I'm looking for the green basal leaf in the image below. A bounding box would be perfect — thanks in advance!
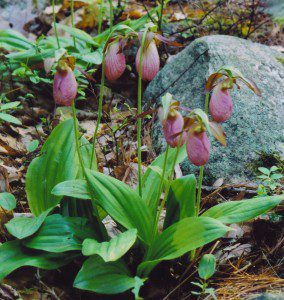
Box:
[7,49,56,63]
[85,169,154,245]
[202,195,284,224]
[52,179,91,200]
[0,192,16,211]
[164,174,196,229]
[140,145,187,215]
[0,113,22,125]
[82,229,137,261]
[74,256,140,294]
[0,29,33,50]
[23,214,97,253]
[138,217,231,276]
[0,240,77,281]
[73,49,103,65]
[198,254,216,280]
[5,208,52,239]
[57,24,99,47]
[26,119,95,216]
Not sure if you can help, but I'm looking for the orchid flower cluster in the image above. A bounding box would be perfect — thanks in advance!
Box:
[160,68,261,166]
[104,31,177,82]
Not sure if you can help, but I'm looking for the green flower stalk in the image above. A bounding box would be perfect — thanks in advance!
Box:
[137,29,149,197]
[52,0,60,49]
[90,54,106,168]
[70,0,76,47]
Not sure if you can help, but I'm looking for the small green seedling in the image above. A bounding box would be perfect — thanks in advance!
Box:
[0,192,17,211]
[257,166,283,196]
[192,254,217,299]
[27,140,40,152]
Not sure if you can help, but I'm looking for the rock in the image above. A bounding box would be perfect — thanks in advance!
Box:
[249,293,284,300]
[143,35,284,184]
[263,0,284,23]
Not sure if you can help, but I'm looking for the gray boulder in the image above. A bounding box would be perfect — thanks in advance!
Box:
[143,35,284,184]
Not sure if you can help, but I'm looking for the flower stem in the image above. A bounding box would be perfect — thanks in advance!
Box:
[195,92,210,216]
[98,0,103,34]
[72,101,108,240]
[108,0,113,32]
[154,144,169,210]
[158,0,165,31]
[72,102,85,171]
[204,91,210,114]
[137,29,148,197]
[70,0,76,48]
[90,54,105,168]
[52,0,60,49]
[153,134,183,237]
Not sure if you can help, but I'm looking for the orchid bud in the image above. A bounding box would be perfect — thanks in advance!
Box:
[53,66,77,106]
[136,33,160,81]
[162,110,186,148]
[209,84,233,123]
[105,42,126,81]
[186,131,210,166]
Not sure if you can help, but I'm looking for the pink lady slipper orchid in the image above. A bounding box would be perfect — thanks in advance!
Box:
[135,32,160,81]
[186,131,210,166]
[209,83,233,123]
[105,41,126,81]
[162,109,186,148]
[53,66,78,107]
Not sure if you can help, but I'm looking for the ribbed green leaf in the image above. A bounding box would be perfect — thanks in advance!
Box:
[52,179,91,200]
[0,29,33,50]
[82,229,137,261]
[26,119,95,216]
[138,217,231,276]
[202,195,284,224]
[23,214,97,253]
[7,49,56,62]
[0,192,16,211]
[26,119,78,215]
[74,256,138,294]
[0,240,77,281]
[164,174,196,229]
[140,145,187,215]
[57,24,99,46]
[85,169,154,245]
[5,208,52,239]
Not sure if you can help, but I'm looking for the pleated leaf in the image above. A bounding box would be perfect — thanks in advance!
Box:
[140,145,187,215]
[5,208,52,239]
[202,195,284,224]
[52,179,91,200]
[85,169,154,245]
[82,229,137,261]
[74,256,139,295]
[0,240,77,281]
[138,217,231,276]
[23,214,97,253]
[164,174,196,229]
